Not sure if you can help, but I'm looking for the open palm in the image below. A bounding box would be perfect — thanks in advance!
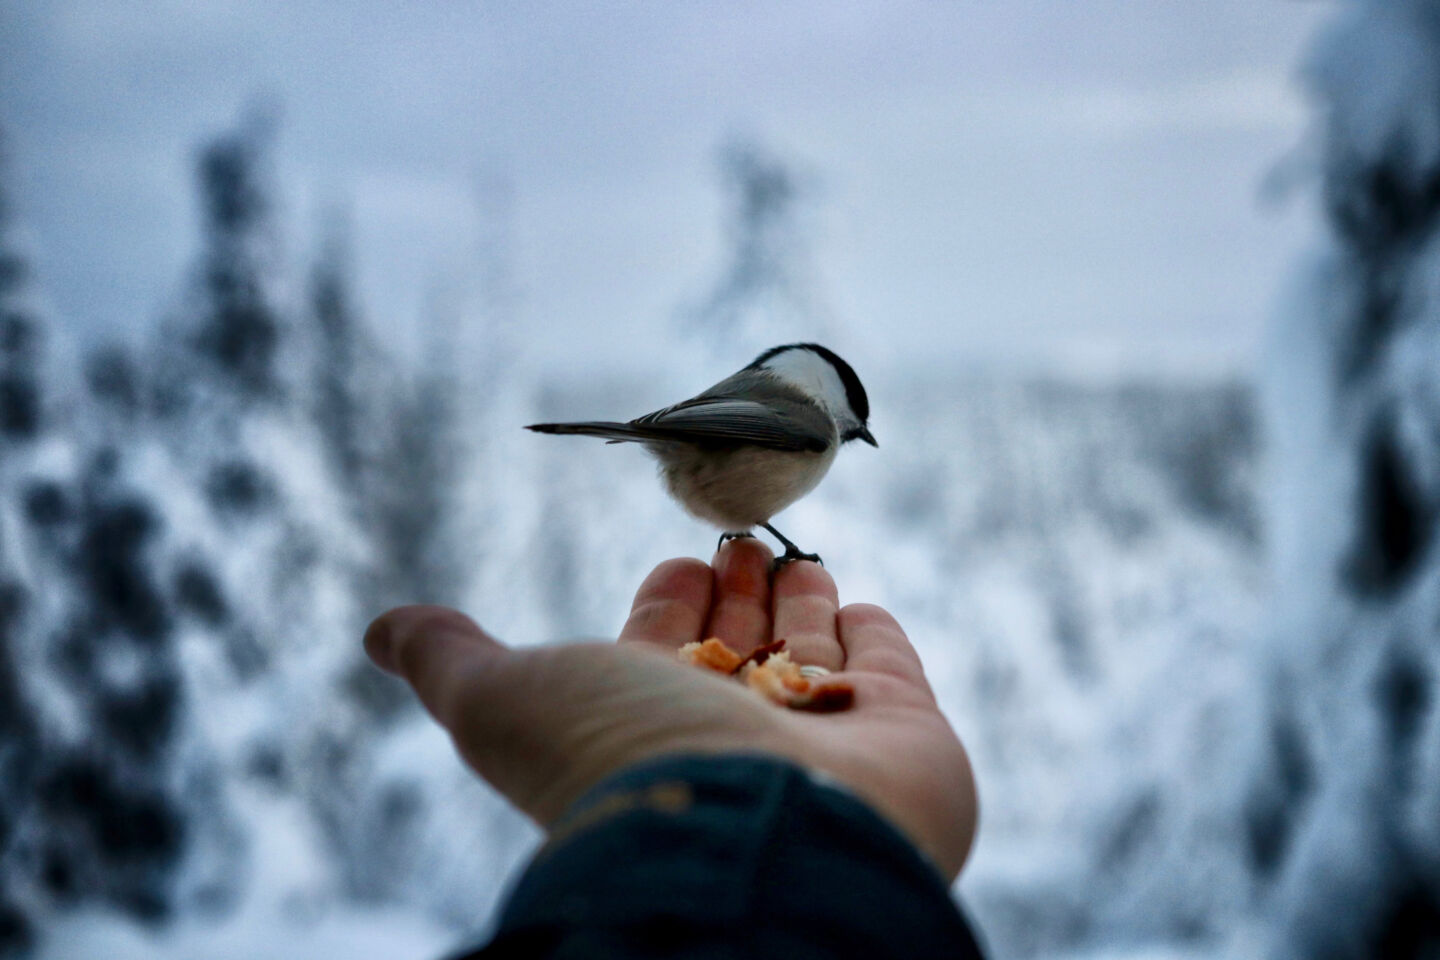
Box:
[364,538,978,880]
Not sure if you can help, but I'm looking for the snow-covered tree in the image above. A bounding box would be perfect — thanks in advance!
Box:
[1255,1,1440,955]
[0,127,229,952]
[308,210,376,492]
[0,126,47,958]
[682,138,837,357]
[183,112,286,405]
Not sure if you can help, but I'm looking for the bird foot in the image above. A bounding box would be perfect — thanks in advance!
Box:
[772,547,823,571]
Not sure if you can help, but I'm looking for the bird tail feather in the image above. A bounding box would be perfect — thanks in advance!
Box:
[526,421,649,444]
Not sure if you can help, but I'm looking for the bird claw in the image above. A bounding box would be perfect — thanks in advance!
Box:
[719,527,819,569]
[716,531,758,552]
[772,548,822,571]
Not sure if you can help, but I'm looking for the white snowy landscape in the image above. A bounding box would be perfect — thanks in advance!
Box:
[2,2,1439,959]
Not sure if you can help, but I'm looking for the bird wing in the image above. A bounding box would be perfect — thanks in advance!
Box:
[629,395,833,453]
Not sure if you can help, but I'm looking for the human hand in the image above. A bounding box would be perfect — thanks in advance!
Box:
[362,538,978,880]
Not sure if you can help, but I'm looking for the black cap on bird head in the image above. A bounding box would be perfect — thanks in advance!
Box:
[748,343,876,446]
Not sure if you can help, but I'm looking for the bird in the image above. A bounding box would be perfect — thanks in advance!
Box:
[527,342,876,567]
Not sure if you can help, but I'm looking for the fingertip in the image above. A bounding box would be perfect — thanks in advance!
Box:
[837,603,929,686]
[773,558,837,602]
[837,602,904,633]
[621,558,713,648]
[365,604,487,678]
[631,557,713,611]
[713,536,773,586]
[713,534,773,564]
[363,613,398,672]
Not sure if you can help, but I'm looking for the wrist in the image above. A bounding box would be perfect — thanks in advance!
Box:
[804,750,978,882]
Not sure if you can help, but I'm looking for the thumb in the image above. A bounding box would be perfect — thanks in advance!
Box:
[363,605,587,821]
[365,606,787,826]
[364,605,514,730]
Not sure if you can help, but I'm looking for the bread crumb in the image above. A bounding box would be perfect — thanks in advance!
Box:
[678,636,855,712]
[677,638,744,674]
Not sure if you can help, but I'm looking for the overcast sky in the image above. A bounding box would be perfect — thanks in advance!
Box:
[1,1,1334,378]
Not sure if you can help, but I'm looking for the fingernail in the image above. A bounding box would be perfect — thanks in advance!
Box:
[363,616,396,673]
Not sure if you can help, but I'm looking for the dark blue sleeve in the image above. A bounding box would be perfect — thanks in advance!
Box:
[457,753,987,960]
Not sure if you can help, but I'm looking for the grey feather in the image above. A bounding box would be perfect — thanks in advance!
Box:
[525,421,652,443]
[527,371,834,454]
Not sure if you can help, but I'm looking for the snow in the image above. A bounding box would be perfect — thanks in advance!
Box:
[6,3,1439,956]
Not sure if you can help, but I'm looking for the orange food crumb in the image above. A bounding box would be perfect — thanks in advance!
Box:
[677,637,745,674]
[677,636,855,713]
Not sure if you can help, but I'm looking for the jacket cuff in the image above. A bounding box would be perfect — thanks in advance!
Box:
[483,752,984,958]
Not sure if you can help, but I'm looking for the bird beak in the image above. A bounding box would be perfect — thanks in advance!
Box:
[856,426,878,447]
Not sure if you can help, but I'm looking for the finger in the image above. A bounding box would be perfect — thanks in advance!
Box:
[771,560,843,672]
[837,603,931,688]
[364,605,514,727]
[702,537,774,655]
[365,606,583,823]
[617,558,714,652]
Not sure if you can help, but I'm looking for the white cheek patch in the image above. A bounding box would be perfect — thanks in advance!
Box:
[762,349,851,417]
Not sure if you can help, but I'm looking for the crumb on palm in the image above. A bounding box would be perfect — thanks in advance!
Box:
[677,637,744,674]
[678,637,854,712]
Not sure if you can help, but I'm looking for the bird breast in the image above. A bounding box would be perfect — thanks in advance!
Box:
[654,442,838,530]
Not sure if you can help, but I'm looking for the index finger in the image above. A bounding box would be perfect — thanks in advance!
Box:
[618,557,713,653]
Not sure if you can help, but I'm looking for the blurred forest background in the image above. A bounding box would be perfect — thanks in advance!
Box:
[2,2,1440,959]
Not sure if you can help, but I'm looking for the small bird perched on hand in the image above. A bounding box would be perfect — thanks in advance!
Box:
[527,342,876,567]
